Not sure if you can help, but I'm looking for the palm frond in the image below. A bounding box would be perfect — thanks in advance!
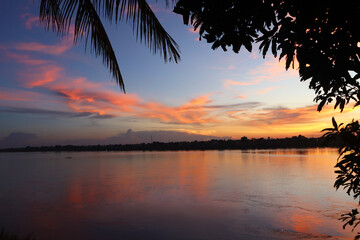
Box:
[39,0,181,92]
[92,0,181,63]
[39,0,63,32]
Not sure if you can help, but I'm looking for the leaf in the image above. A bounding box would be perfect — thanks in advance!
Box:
[243,40,252,52]
[340,99,346,112]
[285,54,293,70]
[321,128,335,132]
[271,39,277,57]
[317,99,326,112]
[212,40,221,50]
[232,42,241,53]
[332,117,338,130]
[261,41,270,58]
[334,97,342,110]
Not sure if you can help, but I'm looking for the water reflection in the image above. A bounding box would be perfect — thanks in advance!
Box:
[0,149,357,239]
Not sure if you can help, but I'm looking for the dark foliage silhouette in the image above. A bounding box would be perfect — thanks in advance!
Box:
[40,0,181,91]
[323,118,360,239]
[173,0,360,112]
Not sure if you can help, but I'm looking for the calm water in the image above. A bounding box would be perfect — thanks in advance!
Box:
[0,149,357,240]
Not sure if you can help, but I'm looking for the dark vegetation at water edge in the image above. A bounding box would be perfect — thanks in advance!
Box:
[0,229,35,240]
[0,135,341,152]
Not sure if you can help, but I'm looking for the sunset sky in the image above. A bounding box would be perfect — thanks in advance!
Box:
[1,0,359,148]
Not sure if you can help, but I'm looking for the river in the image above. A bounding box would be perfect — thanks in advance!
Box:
[0,149,356,239]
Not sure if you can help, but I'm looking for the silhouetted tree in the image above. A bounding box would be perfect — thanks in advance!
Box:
[174,0,360,111]
[0,135,325,152]
[323,118,360,239]
[40,0,181,91]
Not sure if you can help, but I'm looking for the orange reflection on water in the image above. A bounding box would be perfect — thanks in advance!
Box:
[63,152,212,206]
[68,177,83,204]
[177,152,209,199]
[290,213,325,233]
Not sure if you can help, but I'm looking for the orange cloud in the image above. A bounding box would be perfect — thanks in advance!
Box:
[55,86,218,124]
[224,79,261,88]
[227,104,359,133]
[138,100,219,124]
[58,88,141,115]
[175,128,217,136]
[182,95,212,108]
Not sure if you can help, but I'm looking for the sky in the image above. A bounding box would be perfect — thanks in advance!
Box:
[0,0,359,148]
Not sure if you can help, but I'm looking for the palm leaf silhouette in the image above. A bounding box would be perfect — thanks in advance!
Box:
[40,0,181,92]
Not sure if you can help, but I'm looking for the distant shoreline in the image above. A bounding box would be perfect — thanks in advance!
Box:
[0,135,339,153]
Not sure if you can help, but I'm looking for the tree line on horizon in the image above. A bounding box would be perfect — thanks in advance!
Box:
[0,135,342,152]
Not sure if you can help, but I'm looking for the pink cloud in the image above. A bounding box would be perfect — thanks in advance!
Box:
[249,51,259,59]
[0,89,37,102]
[187,28,201,41]
[222,59,299,93]
[13,17,74,55]
[188,28,199,34]
[25,16,40,29]
[15,38,73,55]
[3,38,258,126]
[5,52,52,65]
[248,59,298,82]
[10,51,220,125]
[0,88,53,109]
[20,65,62,88]
[211,65,236,71]
[256,86,279,95]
